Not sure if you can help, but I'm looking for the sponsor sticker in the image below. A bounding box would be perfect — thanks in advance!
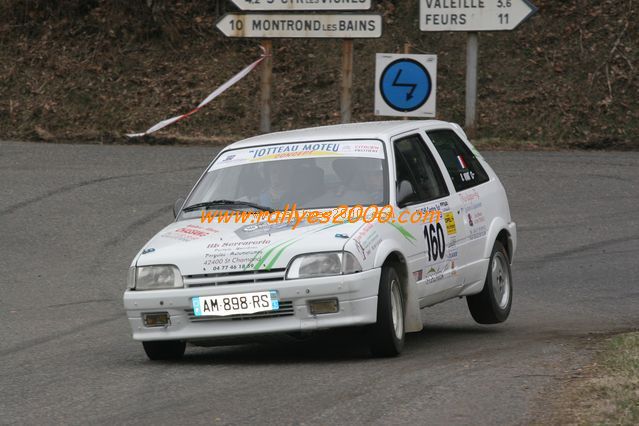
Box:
[210,140,385,171]
[444,212,457,235]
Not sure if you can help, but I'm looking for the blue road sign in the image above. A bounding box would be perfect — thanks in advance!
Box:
[380,59,432,112]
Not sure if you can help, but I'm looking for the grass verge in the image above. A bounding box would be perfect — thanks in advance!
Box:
[554,332,639,425]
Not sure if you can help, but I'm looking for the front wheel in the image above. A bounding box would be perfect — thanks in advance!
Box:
[368,265,405,357]
[142,340,186,361]
[467,241,512,324]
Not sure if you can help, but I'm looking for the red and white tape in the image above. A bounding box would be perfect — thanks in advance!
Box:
[127,47,268,138]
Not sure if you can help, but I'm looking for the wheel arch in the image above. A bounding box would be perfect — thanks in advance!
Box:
[377,249,423,333]
[495,229,513,262]
[382,251,409,295]
[483,217,513,262]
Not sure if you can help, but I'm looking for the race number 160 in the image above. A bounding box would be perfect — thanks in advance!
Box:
[425,223,446,262]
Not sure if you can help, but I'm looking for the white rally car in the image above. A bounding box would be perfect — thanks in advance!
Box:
[124,121,516,360]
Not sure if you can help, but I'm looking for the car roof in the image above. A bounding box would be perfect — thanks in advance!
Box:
[225,120,451,150]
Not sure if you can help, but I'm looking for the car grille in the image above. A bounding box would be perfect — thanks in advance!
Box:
[183,268,286,288]
[184,301,295,322]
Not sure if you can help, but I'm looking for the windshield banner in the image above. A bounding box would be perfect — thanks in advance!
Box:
[210,140,385,171]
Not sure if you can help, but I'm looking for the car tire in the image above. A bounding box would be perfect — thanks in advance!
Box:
[369,265,405,357]
[467,241,512,324]
[142,340,186,361]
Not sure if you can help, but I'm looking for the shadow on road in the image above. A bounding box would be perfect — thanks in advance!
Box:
[162,324,502,365]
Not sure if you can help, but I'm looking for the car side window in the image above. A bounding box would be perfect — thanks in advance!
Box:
[394,135,449,205]
[427,129,489,192]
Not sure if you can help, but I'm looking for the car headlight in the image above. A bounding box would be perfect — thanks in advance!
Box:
[131,265,183,290]
[286,252,362,280]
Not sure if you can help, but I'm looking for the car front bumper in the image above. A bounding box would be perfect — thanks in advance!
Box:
[123,268,381,342]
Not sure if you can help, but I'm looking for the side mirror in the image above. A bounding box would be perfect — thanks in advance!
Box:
[396,180,415,208]
[173,197,185,218]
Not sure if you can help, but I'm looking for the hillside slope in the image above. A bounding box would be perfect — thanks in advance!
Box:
[0,0,636,148]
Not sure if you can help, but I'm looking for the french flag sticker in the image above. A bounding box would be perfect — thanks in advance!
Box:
[457,155,468,169]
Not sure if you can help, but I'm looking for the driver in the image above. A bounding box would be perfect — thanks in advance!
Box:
[259,162,294,210]
[363,166,383,196]
[354,160,384,205]
[313,158,384,207]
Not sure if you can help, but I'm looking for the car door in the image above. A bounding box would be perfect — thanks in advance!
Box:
[391,133,461,307]
[424,128,492,288]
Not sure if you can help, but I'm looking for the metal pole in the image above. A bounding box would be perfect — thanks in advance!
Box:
[260,39,272,133]
[340,39,353,124]
[465,32,478,139]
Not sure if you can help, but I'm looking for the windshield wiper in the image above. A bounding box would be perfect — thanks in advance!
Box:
[182,200,274,213]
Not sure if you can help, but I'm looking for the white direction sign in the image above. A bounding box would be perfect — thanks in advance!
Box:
[217,13,382,38]
[230,0,372,11]
[375,54,437,118]
[420,0,538,31]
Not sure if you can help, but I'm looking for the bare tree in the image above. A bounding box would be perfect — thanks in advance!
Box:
[145,0,180,43]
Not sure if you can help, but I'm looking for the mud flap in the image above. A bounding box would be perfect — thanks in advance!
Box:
[404,279,424,333]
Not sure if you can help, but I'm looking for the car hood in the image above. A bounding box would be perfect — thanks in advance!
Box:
[135,218,366,276]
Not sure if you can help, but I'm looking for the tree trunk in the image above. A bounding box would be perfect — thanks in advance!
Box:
[146,0,180,44]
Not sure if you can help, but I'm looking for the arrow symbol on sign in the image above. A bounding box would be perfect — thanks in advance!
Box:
[392,70,417,101]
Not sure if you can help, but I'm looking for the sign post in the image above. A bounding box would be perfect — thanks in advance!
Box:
[260,40,272,133]
[465,32,478,137]
[419,0,538,137]
[217,9,381,130]
[341,40,354,123]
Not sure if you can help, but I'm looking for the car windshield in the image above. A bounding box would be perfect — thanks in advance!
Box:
[181,140,388,217]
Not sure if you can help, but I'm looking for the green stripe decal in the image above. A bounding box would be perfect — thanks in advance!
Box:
[265,239,299,270]
[269,222,356,269]
[251,238,291,271]
[244,248,267,271]
[252,242,285,271]
[389,222,416,244]
[247,222,349,271]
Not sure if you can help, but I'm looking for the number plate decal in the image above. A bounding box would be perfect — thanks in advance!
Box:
[192,291,279,317]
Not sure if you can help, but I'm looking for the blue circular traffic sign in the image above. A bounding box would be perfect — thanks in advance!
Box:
[380,59,432,112]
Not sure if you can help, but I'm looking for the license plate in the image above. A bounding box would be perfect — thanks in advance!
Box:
[191,290,279,317]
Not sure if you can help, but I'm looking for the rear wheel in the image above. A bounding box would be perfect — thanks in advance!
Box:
[369,265,405,357]
[467,241,512,324]
[142,340,186,361]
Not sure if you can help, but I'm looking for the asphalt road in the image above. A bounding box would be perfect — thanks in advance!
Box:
[1,141,638,425]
